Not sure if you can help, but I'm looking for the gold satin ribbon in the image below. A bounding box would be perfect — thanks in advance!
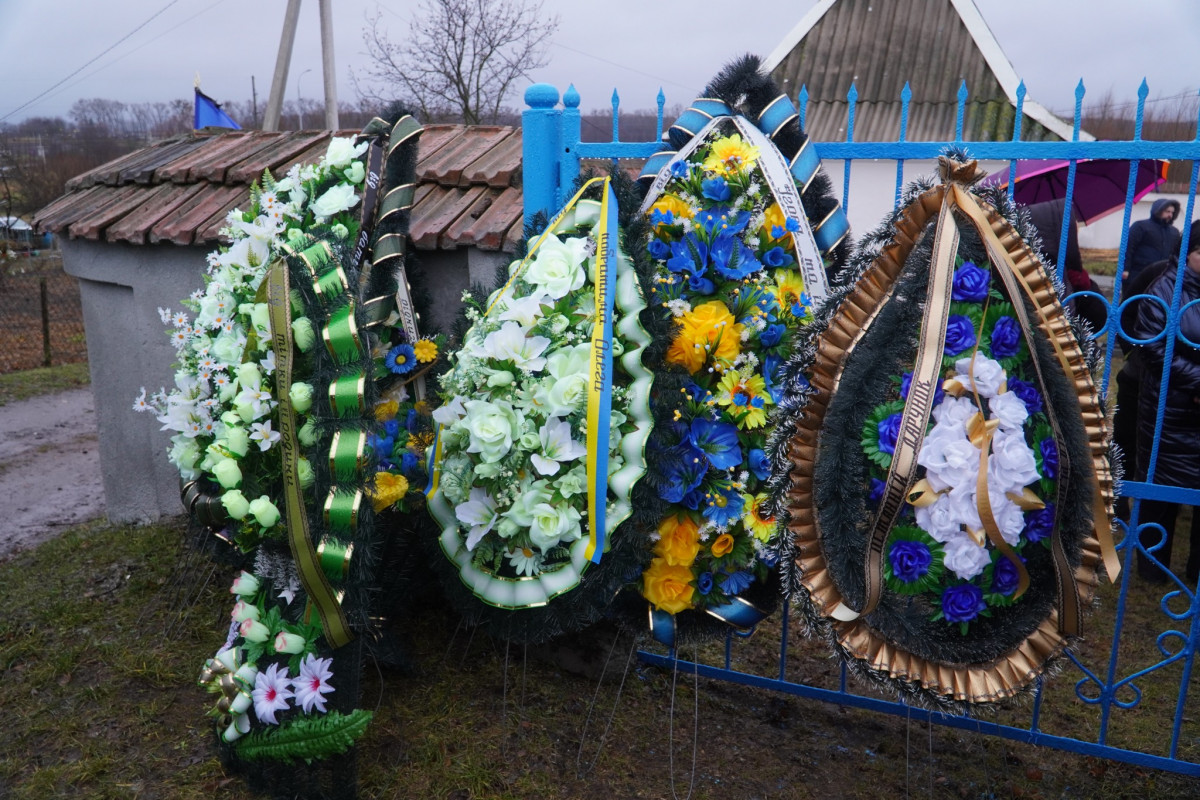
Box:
[267,259,354,648]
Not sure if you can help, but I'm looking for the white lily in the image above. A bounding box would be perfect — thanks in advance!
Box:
[531,417,588,476]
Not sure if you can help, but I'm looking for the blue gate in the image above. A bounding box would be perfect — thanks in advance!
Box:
[521,79,1200,777]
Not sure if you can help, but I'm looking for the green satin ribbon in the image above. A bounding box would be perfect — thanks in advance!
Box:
[317,537,353,580]
[329,430,367,481]
[323,488,363,534]
[323,305,361,364]
[267,258,353,648]
[328,374,365,418]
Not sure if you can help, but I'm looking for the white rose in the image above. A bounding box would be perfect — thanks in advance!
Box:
[953,354,1006,398]
[914,492,961,542]
[523,234,588,299]
[989,429,1040,493]
[212,332,246,366]
[528,503,583,553]
[311,183,359,220]
[545,374,588,418]
[931,395,976,428]
[501,481,553,528]
[990,490,1026,546]
[461,399,524,463]
[169,434,201,478]
[942,533,991,580]
[988,390,1028,432]
[324,136,368,169]
[498,293,552,327]
[918,426,980,492]
[946,483,983,532]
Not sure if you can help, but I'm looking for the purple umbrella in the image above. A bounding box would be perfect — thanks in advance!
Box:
[982,158,1169,225]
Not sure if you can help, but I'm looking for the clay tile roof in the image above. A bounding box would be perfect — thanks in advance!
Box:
[33,125,526,253]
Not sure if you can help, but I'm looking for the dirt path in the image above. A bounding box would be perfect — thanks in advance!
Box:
[0,388,103,559]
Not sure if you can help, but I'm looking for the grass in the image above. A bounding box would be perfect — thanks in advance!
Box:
[1082,249,1120,278]
[2,518,1198,799]
[0,362,90,406]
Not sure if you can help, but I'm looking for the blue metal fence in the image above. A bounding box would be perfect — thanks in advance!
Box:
[522,79,1200,777]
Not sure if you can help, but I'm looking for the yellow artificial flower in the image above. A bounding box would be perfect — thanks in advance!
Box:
[703,134,760,176]
[773,269,809,319]
[744,494,776,542]
[715,369,773,429]
[650,194,694,231]
[369,472,410,512]
[761,202,786,240]
[655,513,702,567]
[642,557,696,614]
[711,533,735,558]
[665,300,744,374]
[373,400,399,423]
[414,339,438,363]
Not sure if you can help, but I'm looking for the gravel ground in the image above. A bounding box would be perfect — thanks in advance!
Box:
[0,388,103,560]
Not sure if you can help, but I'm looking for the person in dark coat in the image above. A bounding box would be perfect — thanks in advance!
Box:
[1027,198,1107,334]
[1131,219,1200,585]
[1123,198,1181,286]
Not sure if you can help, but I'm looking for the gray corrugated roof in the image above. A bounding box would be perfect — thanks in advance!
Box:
[768,0,1071,143]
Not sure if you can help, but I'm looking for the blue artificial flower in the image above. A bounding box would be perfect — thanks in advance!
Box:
[762,246,794,268]
[400,450,420,475]
[685,382,714,404]
[877,412,903,455]
[385,344,418,375]
[771,224,787,239]
[720,570,755,595]
[670,159,690,179]
[952,261,990,302]
[667,234,707,274]
[694,206,750,237]
[888,539,933,583]
[650,208,674,227]
[941,583,987,623]
[762,354,783,403]
[748,448,771,481]
[1023,503,1055,543]
[688,274,716,295]
[1007,377,1044,415]
[659,444,709,504]
[689,418,744,471]
[710,233,761,281]
[991,555,1024,596]
[383,419,401,439]
[1040,438,1059,479]
[759,323,786,348]
[648,238,671,260]
[943,315,977,357]
[869,477,886,504]
[792,291,813,319]
[681,486,707,510]
[900,372,945,406]
[701,176,731,202]
[785,216,801,233]
[406,408,419,432]
[989,316,1021,360]
[703,484,746,526]
[368,433,395,463]
[697,572,714,595]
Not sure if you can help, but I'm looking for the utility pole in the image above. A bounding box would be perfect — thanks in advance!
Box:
[317,0,339,130]
[251,76,259,129]
[262,0,303,132]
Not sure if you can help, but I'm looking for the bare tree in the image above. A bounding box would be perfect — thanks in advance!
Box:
[357,0,559,125]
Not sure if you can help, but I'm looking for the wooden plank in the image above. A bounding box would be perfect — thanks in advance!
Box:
[155,132,249,183]
[32,185,107,233]
[66,140,178,190]
[106,184,205,244]
[148,185,246,245]
[67,185,157,240]
[118,137,209,185]
[192,133,286,183]
[226,131,330,184]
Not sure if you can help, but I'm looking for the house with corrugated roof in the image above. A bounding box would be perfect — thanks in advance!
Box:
[761,0,1092,235]
[33,125,524,523]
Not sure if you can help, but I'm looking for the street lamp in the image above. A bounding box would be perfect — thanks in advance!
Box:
[296,68,312,129]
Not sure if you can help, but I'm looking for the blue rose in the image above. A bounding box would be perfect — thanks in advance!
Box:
[648,238,670,260]
[989,316,1021,359]
[944,315,977,357]
[401,451,420,474]
[991,555,1023,596]
[1008,377,1044,415]
[877,412,903,455]
[748,448,771,481]
[670,160,690,179]
[1023,502,1055,543]
[1040,439,1059,479]
[368,433,394,462]
[702,176,731,202]
[952,261,990,302]
[941,583,987,623]
[762,246,794,268]
[406,408,419,432]
[759,323,786,348]
[383,419,401,439]
[688,274,716,295]
[869,477,886,504]
[888,539,933,583]
[697,572,714,595]
[900,372,945,406]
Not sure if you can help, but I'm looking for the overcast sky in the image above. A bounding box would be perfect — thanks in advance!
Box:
[2,0,1199,125]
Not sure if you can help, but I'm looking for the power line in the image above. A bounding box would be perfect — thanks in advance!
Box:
[1,0,186,123]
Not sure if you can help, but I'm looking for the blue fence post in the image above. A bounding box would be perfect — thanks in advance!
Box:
[522,83,562,229]
[560,85,582,204]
